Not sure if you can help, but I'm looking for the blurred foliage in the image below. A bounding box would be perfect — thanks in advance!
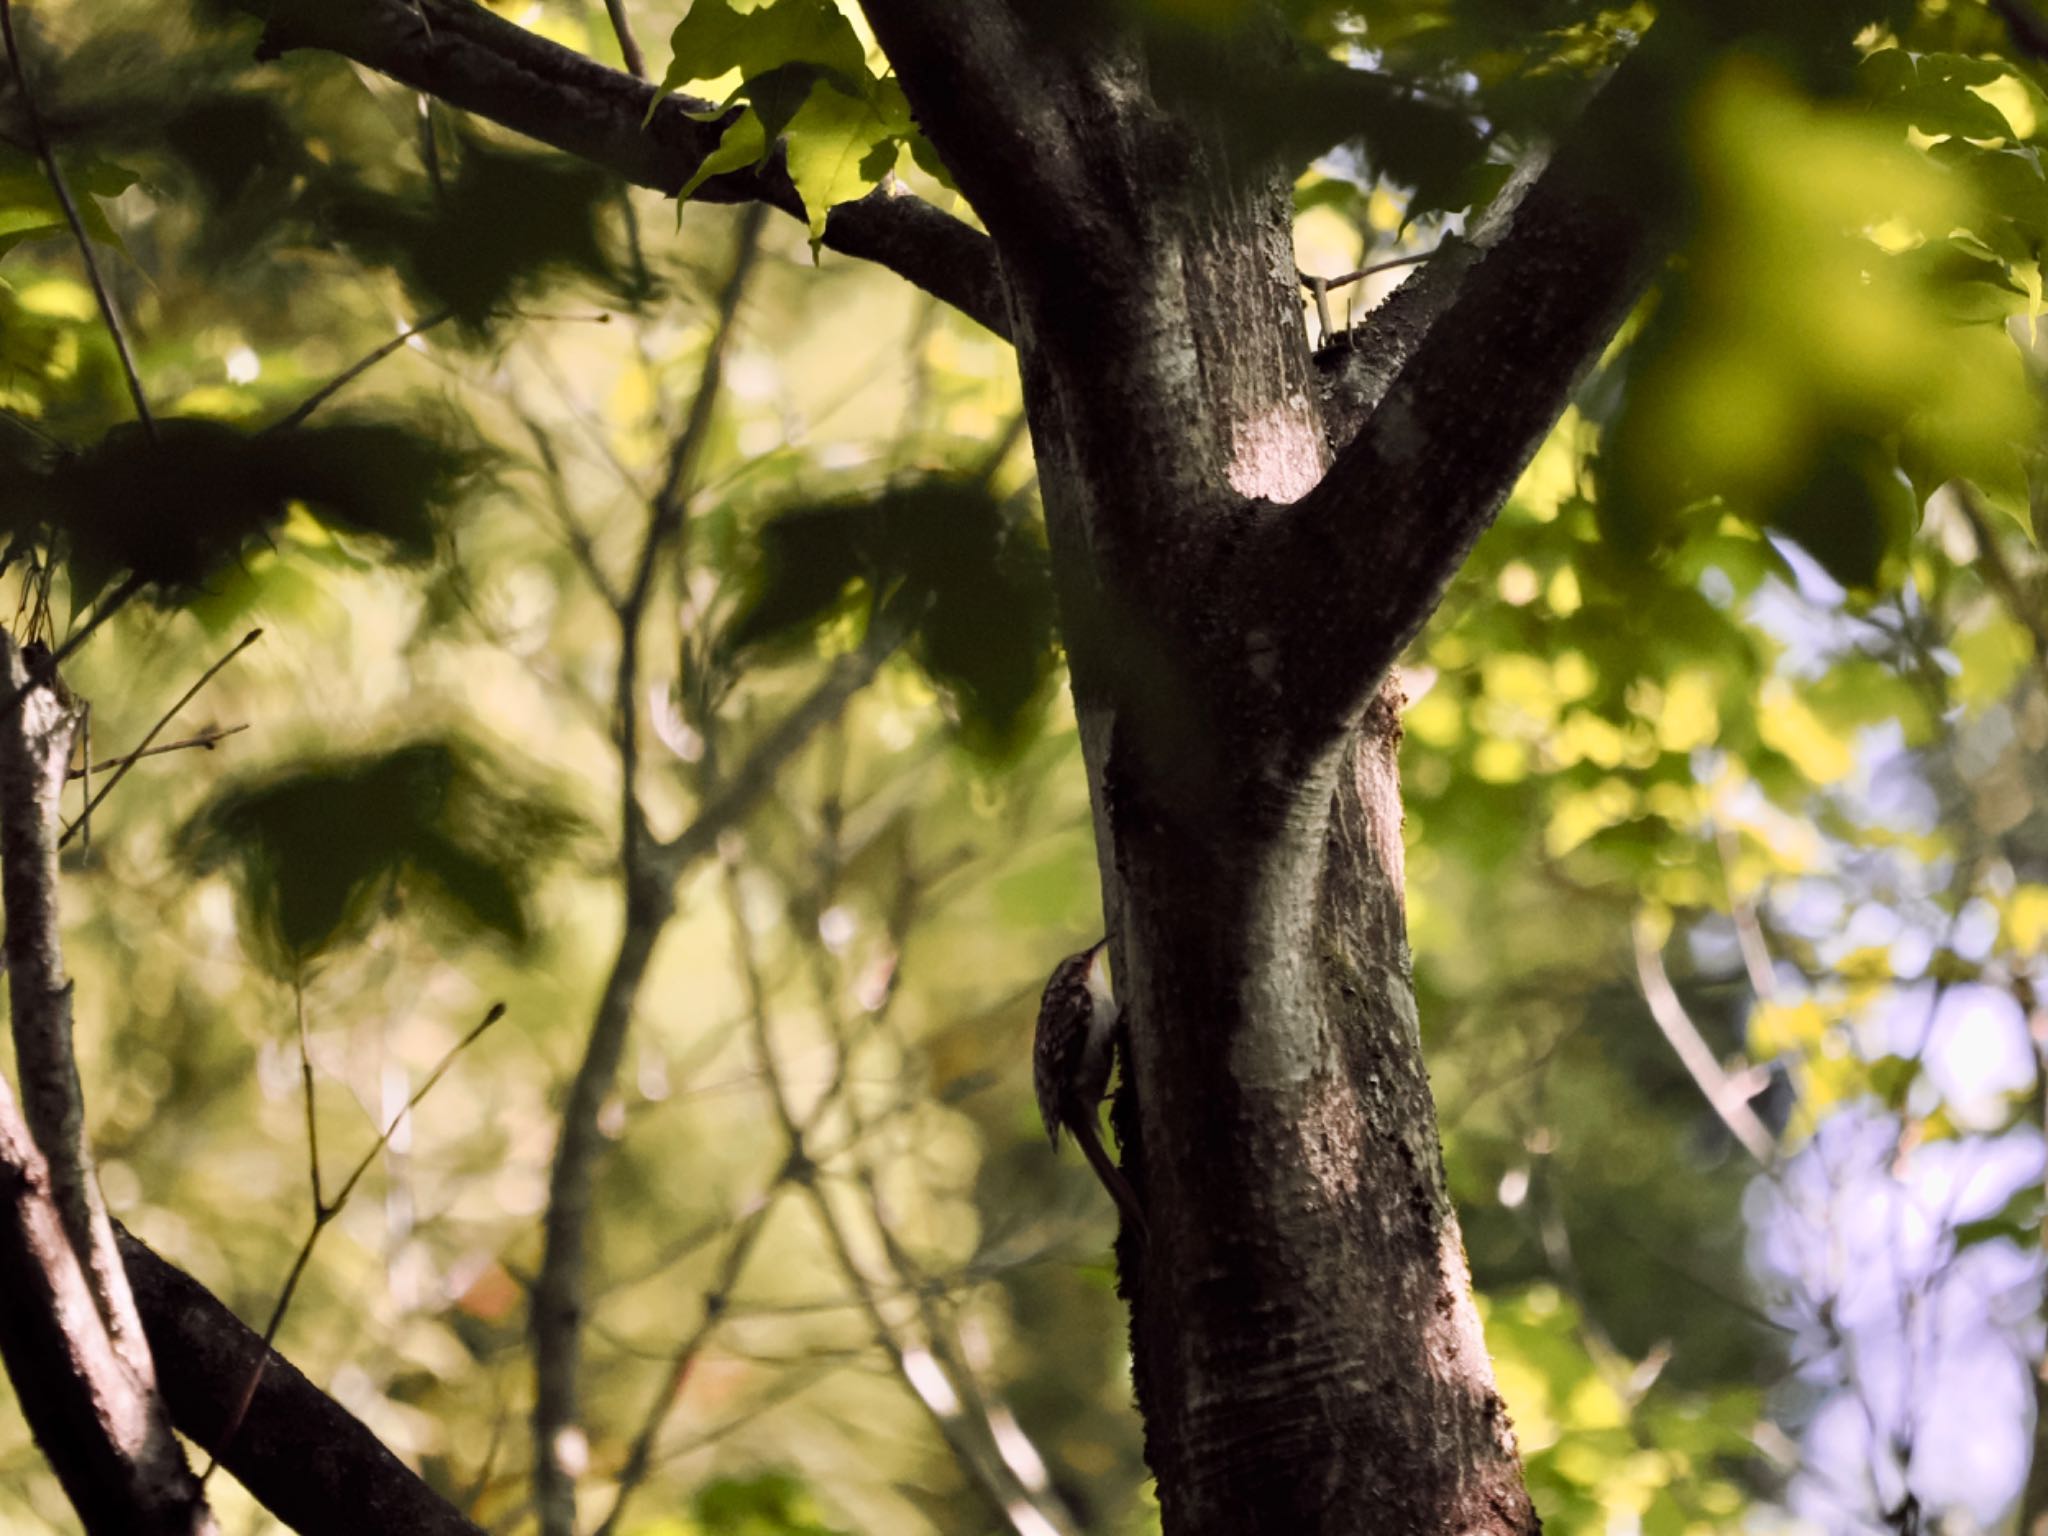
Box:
[724,474,1056,759]
[0,1,2043,1534]
[176,737,586,970]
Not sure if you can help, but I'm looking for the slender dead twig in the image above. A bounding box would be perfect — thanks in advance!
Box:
[1633,914,1779,1168]
[59,629,260,849]
[601,0,646,79]
[721,858,1072,1536]
[66,723,249,781]
[591,1195,778,1536]
[0,0,153,439]
[0,572,150,725]
[1297,248,1439,295]
[268,312,454,433]
[199,999,507,1482]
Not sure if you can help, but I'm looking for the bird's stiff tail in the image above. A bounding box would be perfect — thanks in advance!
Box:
[1073,1114,1148,1242]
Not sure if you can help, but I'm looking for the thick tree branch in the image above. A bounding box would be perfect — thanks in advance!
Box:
[1245,50,1679,762]
[0,634,211,1535]
[246,0,1010,338]
[117,1228,486,1536]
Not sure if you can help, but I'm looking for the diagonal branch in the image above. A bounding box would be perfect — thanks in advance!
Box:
[117,1227,486,1536]
[245,0,1010,338]
[1242,43,1683,760]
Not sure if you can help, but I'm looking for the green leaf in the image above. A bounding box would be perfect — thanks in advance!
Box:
[783,78,900,251]
[659,0,870,101]
[678,107,770,203]
[1762,436,1918,592]
[1952,1187,2045,1252]
[692,1469,852,1536]
[724,498,869,651]
[0,145,133,260]
[1860,50,2017,140]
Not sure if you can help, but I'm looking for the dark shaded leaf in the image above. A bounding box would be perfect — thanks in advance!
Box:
[725,476,1058,759]
[177,738,584,970]
[318,131,619,330]
[42,414,477,604]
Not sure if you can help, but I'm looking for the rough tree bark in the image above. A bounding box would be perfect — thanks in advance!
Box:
[852,8,1689,1530]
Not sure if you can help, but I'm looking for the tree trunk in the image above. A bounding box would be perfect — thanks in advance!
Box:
[1108,679,1534,1533]
[858,7,1668,1531]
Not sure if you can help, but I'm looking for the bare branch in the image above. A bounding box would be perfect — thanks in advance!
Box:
[268,312,455,433]
[592,1194,779,1536]
[720,856,1073,1536]
[600,0,646,80]
[201,1000,507,1480]
[531,207,765,1536]
[117,1226,488,1536]
[59,631,260,850]
[0,0,154,439]
[0,637,141,1362]
[247,0,1009,337]
[1632,915,1779,1169]
[65,724,249,781]
[0,1097,211,1534]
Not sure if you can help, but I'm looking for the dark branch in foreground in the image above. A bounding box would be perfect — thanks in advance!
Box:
[245,0,1010,338]
[119,1227,486,1536]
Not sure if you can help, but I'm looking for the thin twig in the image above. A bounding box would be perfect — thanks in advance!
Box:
[1297,248,1439,294]
[591,1197,777,1536]
[58,629,260,849]
[0,572,148,727]
[602,0,646,79]
[519,416,621,610]
[721,859,1069,1536]
[0,0,153,439]
[296,979,324,1212]
[1633,914,1779,1167]
[417,94,445,199]
[268,312,455,433]
[65,723,249,781]
[199,1000,506,1482]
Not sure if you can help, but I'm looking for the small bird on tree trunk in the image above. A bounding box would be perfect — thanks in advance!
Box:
[1034,939,1145,1237]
